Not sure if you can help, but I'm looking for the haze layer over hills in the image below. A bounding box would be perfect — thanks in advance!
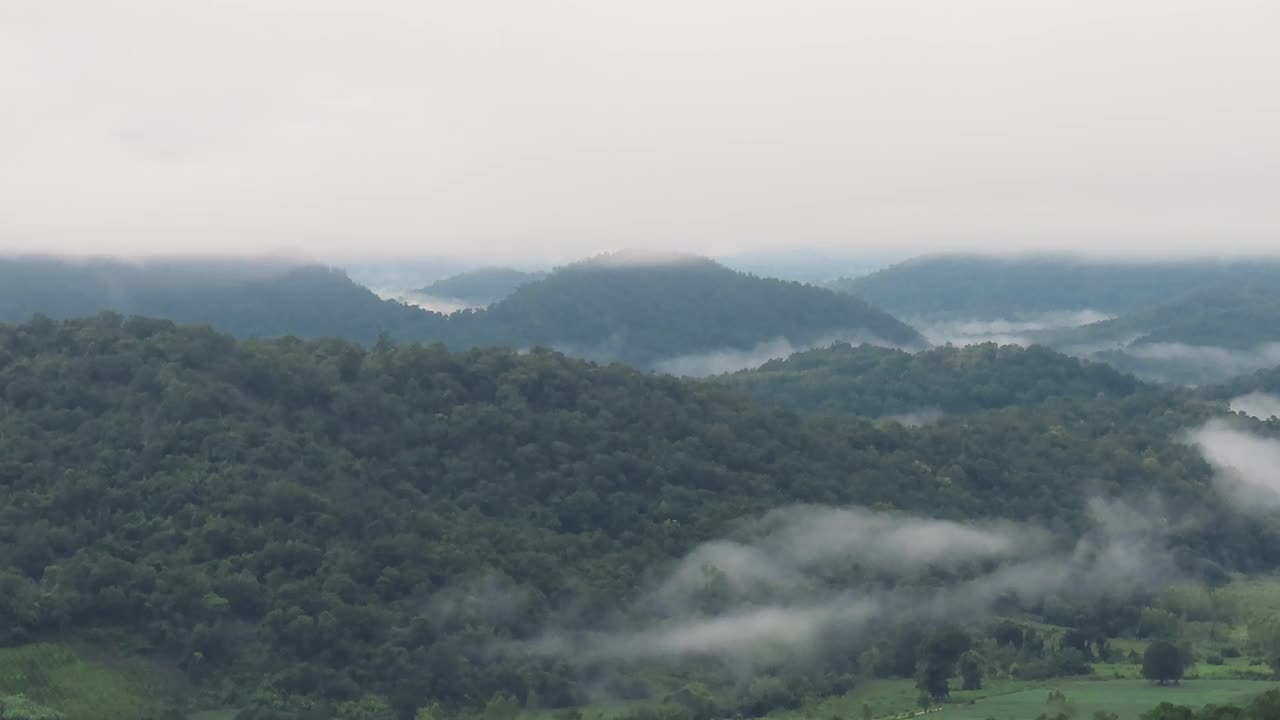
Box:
[834,255,1280,384]
[0,252,923,371]
[415,267,548,307]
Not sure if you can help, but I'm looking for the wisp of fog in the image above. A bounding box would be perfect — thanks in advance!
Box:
[1188,419,1280,511]
[523,498,1176,669]
[1230,392,1280,421]
[652,332,915,378]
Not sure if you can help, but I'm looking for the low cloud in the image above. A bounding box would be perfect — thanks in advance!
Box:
[881,408,944,427]
[1187,419,1280,511]
[1115,342,1280,384]
[651,332,910,377]
[380,290,479,314]
[526,499,1175,666]
[917,310,1112,347]
[1230,392,1280,421]
[649,506,1047,611]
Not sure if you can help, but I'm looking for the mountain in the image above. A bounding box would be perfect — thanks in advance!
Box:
[713,342,1141,418]
[463,251,927,368]
[1027,285,1280,384]
[1040,285,1280,352]
[714,250,900,284]
[0,256,451,345]
[0,253,923,371]
[835,254,1280,321]
[416,267,546,306]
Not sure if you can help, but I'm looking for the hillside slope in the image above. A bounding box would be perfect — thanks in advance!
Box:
[836,255,1280,320]
[0,256,449,345]
[0,315,1270,718]
[713,343,1141,418]
[416,267,546,306]
[463,252,927,366]
[1028,285,1280,384]
[0,254,922,370]
[1040,285,1280,351]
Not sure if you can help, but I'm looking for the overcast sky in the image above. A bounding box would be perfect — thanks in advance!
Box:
[3,1,1278,263]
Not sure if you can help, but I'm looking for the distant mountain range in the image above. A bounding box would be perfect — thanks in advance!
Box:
[0,256,443,345]
[713,342,1140,418]
[0,252,923,370]
[415,266,547,306]
[836,254,1280,320]
[832,254,1280,384]
[463,251,925,367]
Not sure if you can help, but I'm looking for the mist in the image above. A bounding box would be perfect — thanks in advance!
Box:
[915,310,1113,347]
[1188,419,1280,511]
[881,408,944,428]
[1101,342,1280,385]
[1231,392,1280,421]
[653,333,914,378]
[526,498,1175,667]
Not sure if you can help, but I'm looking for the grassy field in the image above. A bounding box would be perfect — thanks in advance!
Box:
[768,677,1279,720]
[928,678,1279,720]
[0,641,190,720]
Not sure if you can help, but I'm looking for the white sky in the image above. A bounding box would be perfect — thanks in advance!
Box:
[2,1,1279,263]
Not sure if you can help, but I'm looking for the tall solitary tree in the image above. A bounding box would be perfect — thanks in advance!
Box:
[1142,640,1185,686]
[959,650,984,691]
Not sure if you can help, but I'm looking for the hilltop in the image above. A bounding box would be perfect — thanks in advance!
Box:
[834,254,1280,320]
[416,267,546,306]
[713,342,1141,418]
[0,256,450,345]
[0,253,924,370]
[465,251,926,367]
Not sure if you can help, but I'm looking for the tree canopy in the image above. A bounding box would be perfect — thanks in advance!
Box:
[713,342,1140,418]
[835,255,1280,320]
[0,253,924,370]
[1142,640,1186,685]
[0,314,1276,718]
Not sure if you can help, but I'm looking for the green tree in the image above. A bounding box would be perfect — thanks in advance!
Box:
[1138,703,1194,720]
[959,651,983,691]
[1142,640,1185,686]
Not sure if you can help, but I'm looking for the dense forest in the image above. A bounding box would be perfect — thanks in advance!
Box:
[416,268,547,306]
[1022,285,1280,385]
[712,343,1140,418]
[836,255,1280,320]
[0,254,922,369]
[1038,285,1280,352]
[460,253,926,366]
[0,258,447,346]
[1,315,1278,719]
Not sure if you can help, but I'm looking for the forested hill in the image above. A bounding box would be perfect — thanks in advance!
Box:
[460,252,927,366]
[0,256,450,345]
[1037,284,1280,352]
[0,315,1270,718]
[1016,285,1280,385]
[416,267,546,306]
[834,254,1280,319]
[713,343,1142,418]
[0,254,923,369]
